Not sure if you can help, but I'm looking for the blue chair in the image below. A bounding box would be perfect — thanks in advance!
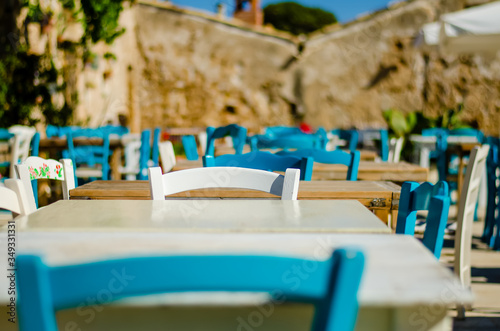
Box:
[17,248,365,331]
[137,129,152,180]
[396,181,451,259]
[249,134,324,151]
[205,124,247,156]
[182,135,199,161]
[66,128,111,182]
[358,129,388,162]
[330,129,359,153]
[483,137,500,249]
[277,149,360,181]
[203,151,314,181]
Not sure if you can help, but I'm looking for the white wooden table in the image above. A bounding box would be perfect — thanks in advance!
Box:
[12,200,390,233]
[0,231,471,331]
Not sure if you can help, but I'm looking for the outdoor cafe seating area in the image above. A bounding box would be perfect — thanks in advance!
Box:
[1,123,499,330]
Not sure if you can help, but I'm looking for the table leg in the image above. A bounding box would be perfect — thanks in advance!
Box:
[110,147,122,180]
[373,209,390,225]
[421,147,430,168]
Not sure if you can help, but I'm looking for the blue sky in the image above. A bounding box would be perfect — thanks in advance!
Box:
[168,0,401,23]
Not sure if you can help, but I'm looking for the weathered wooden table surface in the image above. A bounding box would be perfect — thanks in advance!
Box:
[69,180,401,223]
[13,199,390,233]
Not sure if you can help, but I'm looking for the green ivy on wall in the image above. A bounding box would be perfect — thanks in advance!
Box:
[0,0,131,128]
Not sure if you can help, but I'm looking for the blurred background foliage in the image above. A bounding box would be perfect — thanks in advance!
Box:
[0,0,130,128]
[263,2,337,35]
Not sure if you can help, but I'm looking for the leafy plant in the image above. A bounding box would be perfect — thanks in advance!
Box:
[0,0,131,128]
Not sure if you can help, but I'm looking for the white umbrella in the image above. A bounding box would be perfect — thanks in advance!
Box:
[419,1,500,53]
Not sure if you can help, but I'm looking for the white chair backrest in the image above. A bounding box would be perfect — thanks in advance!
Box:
[148,167,300,200]
[15,156,75,211]
[120,133,141,180]
[8,125,36,176]
[388,137,404,163]
[454,145,490,289]
[159,141,176,173]
[0,178,34,217]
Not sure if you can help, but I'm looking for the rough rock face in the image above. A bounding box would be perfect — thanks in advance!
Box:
[79,0,500,136]
[130,3,298,132]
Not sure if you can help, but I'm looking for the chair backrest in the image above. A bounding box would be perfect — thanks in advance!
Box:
[388,137,404,163]
[17,247,364,331]
[149,166,300,200]
[182,135,199,161]
[66,128,111,181]
[265,126,304,137]
[8,125,37,176]
[454,145,490,288]
[98,125,129,136]
[396,181,451,259]
[330,129,359,153]
[15,156,75,211]
[249,134,323,151]
[205,124,247,156]
[159,141,176,173]
[277,149,360,181]
[203,151,313,181]
[0,178,33,217]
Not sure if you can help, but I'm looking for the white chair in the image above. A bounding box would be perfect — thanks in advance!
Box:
[453,145,490,318]
[15,156,76,211]
[388,137,404,163]
[119,133,142,180]
[159,141,176,173]
[148,167,300,200]
[8,125,36,176]
[0,179,34,217]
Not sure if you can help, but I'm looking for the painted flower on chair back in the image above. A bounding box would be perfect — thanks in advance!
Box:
[28,163,64,180]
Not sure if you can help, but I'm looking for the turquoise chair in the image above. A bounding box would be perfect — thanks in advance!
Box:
[137,129,151,180]
[205,124,247,156]
[203,151,314,181]
[182,135,199,160]
[330,129,359,153]
[483,137,500,249]
[356,129,388,162]
[396,181,451,259]
[249,134,324,151]
[277,149,360,181]
[66,128,111,182]
[17,248,365,331]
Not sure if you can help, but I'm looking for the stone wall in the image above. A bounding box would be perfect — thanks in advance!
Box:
[78,0,500,135]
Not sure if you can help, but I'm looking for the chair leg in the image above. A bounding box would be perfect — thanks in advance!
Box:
[456,304,466,320]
